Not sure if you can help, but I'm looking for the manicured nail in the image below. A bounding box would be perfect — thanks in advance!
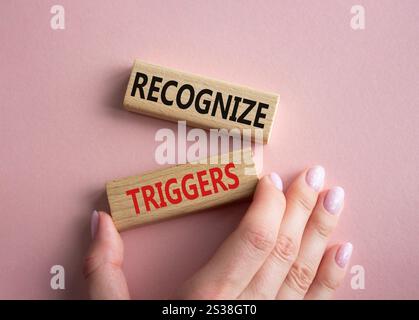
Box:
[323,186,345,215]
[335,242,353,268]
[305,166,325,191]
[91,210,99,240]
[269,172,283,191]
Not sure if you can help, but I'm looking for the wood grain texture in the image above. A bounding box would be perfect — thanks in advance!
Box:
[123,60,280,144]
[106,148,258,231]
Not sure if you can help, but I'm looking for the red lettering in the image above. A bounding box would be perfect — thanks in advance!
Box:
[155,181,167,208]
[197,170,212,196]
[141,185,159,212]
[165,178,182,204]
[126,164,241,215]
[209,167,227,193]
[181,173,199,200]
[225,162,239,189]
[126,188,141,214]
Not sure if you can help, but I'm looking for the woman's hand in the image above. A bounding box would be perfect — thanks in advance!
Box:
[84,166,352,299]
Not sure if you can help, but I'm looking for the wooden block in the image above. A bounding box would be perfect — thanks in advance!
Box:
[106,148,258,231]
[123,60,280,144]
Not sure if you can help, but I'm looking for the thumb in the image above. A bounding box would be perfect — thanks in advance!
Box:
[84,210,130,299]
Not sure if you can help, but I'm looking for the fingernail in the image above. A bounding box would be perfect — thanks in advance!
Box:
[335,242,353,268]
[305,166,325,191]
[269,172,283,191]
[323,186,345,215]
[91,210,99,240]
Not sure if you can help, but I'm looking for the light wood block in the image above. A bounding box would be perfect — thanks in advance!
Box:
[123,60,280,144]
[106,148,258,231]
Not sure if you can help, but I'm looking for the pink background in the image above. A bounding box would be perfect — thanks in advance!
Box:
[0,0,418,299]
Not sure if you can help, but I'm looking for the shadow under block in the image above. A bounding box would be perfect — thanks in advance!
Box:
[123,60,280,144]
[106,148,258,231]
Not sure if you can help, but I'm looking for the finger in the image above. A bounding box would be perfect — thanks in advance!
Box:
[239,166,324,299]
[305,242,353,300]
[276,187,344,299]
[84,210,130,300]
[177,174,286,299]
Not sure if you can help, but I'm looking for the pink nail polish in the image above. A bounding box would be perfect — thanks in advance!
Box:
[335,242,353,268]
[91,210,99,240]
[305,166,325,191]
[269,172,283,191]
[323,186,345,215]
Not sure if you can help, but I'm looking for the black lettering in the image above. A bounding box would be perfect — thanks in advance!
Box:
[237,98,255,125]
[130,73,267,129]
[211,92,232,119]
[131,72,148,99]
[254,102,269,128]
[176,84,195,109]
[147,76,163,102]
[195,89,213,114]
[161,80,178,106]
[228,96,242,122]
